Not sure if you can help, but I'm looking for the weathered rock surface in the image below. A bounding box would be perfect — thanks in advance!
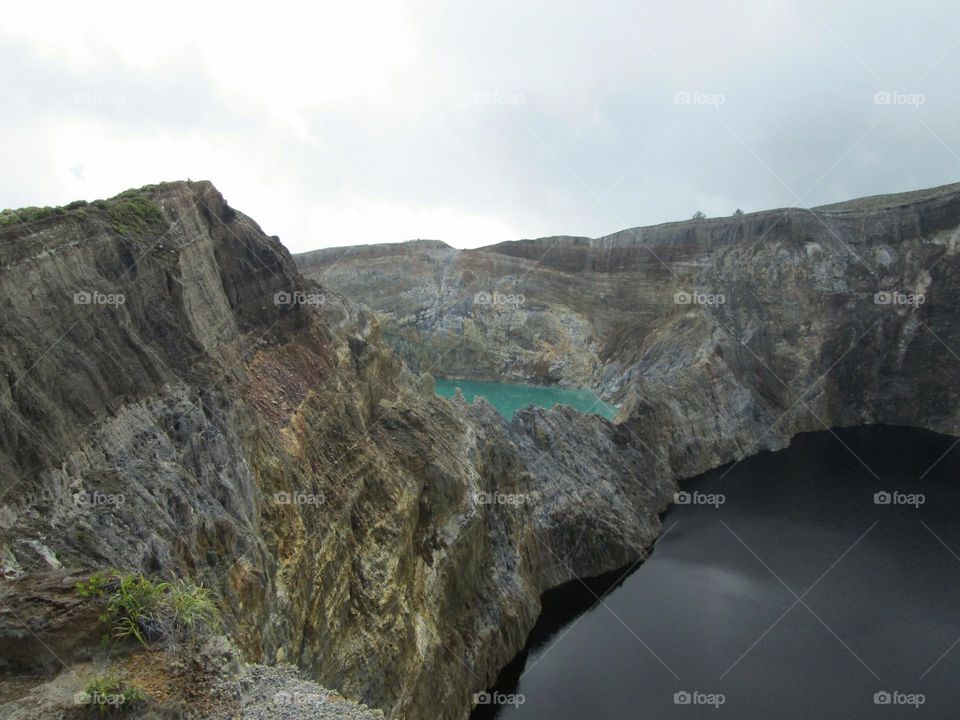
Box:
[295,239,609,390]
[3,179,960,719]
[0,624,385,719]
[0,182,674,719]
[297,182,960,475]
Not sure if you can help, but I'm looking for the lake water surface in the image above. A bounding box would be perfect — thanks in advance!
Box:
[434,378,616,420]
[472,426,960,719]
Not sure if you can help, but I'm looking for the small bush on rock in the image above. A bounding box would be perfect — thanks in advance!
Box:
[105,196,164,237]
[77,570,220,646]
[78,674,146,716]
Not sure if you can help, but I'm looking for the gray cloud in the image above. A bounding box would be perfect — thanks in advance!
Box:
[1,0,958,252]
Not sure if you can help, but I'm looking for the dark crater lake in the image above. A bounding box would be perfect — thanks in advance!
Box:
[472,425,960,719]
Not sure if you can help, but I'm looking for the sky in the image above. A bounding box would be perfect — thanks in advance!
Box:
[2,0,959,253]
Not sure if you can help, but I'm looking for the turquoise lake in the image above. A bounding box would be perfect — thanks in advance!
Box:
[434,378,616,420]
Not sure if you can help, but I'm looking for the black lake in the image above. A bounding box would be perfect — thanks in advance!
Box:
[471,426,960,719]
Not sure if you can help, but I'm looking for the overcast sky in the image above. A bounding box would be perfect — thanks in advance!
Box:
[3,1,959,252]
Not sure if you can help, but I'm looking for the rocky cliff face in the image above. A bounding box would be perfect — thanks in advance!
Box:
[297,182,960,480]
[295,239,611,391]
[3,179,960,719]
[0,182,674,719]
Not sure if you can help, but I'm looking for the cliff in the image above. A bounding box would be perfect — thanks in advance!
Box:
[0,182,673,719]
[296,182,960,478]
[3,178,960,718]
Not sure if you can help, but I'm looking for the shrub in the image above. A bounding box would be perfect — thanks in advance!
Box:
[692,210,707,220]
[162,579,221,641]
[79,674,145,716]
[105,196,164,237]
[77,570,220,646]
[0,199,88,227]
[0,205,60,226]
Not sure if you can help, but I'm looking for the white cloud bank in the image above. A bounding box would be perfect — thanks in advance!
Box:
[2,0,959,252]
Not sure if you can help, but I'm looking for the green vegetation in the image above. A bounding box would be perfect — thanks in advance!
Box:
[80,674,146,716]
[105,196,164,237]
[692,210,707,220]
[77,570,220,646]
[0,205,65,226]
[111,184,159,200]
[0,192,163,237]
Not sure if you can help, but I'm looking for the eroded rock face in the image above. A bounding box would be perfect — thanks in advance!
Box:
[0,182,674,719]
[296,183,960,472]
[508,405,675,588]
[294,240,609,389]
[4,179,960,720]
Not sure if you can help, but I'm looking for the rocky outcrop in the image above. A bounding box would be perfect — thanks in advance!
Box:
[0,182,674,719]
[297,182,960,475]
[0,625,386,720]
[508,405,675,587]
[295,239,609,390]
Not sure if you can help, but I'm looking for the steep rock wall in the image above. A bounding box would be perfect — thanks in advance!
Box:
[296,183,960,477]
[0,182,673,720]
